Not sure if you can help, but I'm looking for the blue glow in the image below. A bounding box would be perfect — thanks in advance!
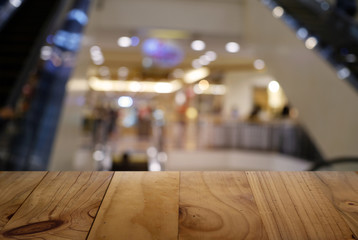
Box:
[131,36,140,46]
[67,9,88,25]
[53,30,82,51]
[142,38,184,68]
[46,35,53,44]
[142,38,159,55]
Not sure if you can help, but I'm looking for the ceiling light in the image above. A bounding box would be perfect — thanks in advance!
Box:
[154,82,173,93]
[184,67,210,84]
[191,40,206,51]
[268,81,280,93]
[225,42,240,53]
[199,55,210,65]
[117,36,132,47]
[205,51,217,61]
[89,77,181,93]
[198,79,209,91]
[253,59,265,70]
[118,96,133,108]
[192,59,202,69]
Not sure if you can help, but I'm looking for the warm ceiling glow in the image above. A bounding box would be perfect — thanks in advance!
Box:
[88,77,182,93]
[184,67,210,84]
[198,79,209,91]
[193,84,226,95]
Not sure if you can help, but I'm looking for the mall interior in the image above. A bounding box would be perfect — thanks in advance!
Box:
[0,0,358,171]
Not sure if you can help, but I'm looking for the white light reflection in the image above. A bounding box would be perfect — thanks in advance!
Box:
[272,6,284,18]
[9,0,22,8]
[40,46,52,60]
[149,162,161,171]
[337,67,350,79]
[184,67,210,83]
[305,37,318,49]
[93,150,105,161]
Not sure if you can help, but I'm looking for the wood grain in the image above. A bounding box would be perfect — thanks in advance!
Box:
[0,171,113,240]
[87,171,180,240]
[246,172,353,240]
[179,172,268,240]
[315,172,358,239]
[0,171,46,230]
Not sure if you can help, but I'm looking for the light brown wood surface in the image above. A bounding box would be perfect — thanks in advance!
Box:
[315,172,358,238]
[0,171,357,240]
[0,171,113,239]
[0,172,46,230]
[246,171,354,240]
[87,171,180,240]
[179,172,268,240]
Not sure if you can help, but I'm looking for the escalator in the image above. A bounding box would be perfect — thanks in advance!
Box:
[262,0,358,89]
[247,0,358,167]
[0,0,62,109]
[0,0,91,170]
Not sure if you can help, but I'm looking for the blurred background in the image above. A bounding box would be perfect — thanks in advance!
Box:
[0,0,358,171]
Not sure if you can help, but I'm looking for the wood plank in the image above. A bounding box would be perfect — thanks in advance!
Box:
[315,172,358,239]
[87,171,180,240]
[0,171,47,230]
[179,172,268,240]
[0,171,113,240]
[246,172,353,240]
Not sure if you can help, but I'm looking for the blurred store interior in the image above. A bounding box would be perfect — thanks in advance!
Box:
[0,0,358,171]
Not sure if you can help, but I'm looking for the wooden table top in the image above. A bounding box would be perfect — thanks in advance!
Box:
[0,171,357,240]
